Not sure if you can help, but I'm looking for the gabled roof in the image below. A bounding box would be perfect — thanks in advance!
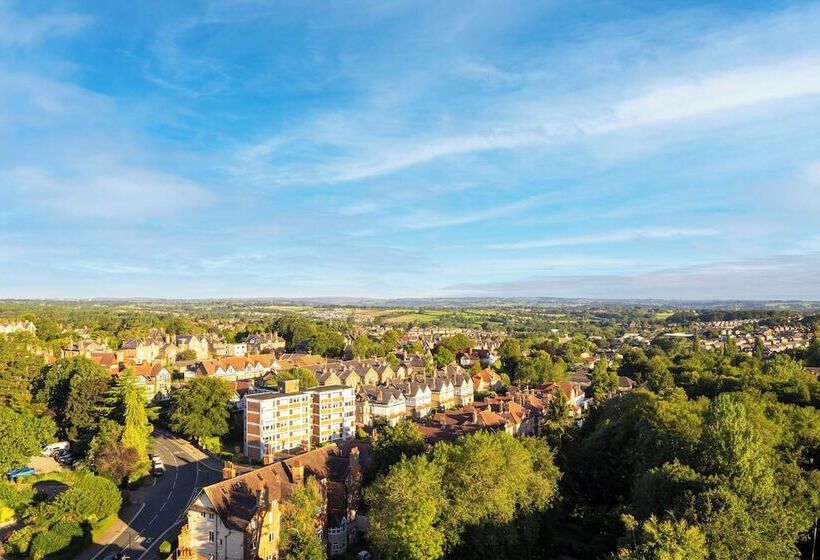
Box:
[200,443,365,532]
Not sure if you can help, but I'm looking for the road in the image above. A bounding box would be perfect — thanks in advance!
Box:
[76,430,224,560]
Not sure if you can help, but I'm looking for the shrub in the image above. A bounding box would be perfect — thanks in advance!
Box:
[0,505,15,523]
[200,436,221,453]
[0,479,35,511]
[159,540,172,553]
[30,520,82,559]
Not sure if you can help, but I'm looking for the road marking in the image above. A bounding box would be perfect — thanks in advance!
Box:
[87,503,145,560]
[148,514,158,525]
[137,519,184,560]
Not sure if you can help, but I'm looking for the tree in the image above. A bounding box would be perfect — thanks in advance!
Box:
[753,337,765,360]
[646,357,676,398]
[284,367,319,390]
[279,478,325,560]
[432,346,455,368]
[64,364,110,447]
[106,372,155,476]
[617,515,707,560]
[0,333,45,412]
[170,377,232,443]
[517,351,568,385]
[369,421,426,478]
[94,440,140,486]
[177,349,197,361]
[590,357,618,402]
[308,329,345,358]
[804,338,820,367]
[352,334,385,358]
[0,405,56,472]
[368,454,446,560]
[38,356,104,412]
[497,338,523,376]
[438,334,473,353]
[700,394,772,498]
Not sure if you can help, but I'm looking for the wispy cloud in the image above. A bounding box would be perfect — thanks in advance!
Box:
[394,194,549,231]
[4,163,211,220]
[597,57,820,132]
[488,227,719,250]
[0,1,91,46]
[444,252,820,300]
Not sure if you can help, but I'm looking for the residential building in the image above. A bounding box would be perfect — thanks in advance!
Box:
[391,379,432,418]
[309,385,356,447]
[355,385,407,426]
[244,381,355,460]
[0,320,36,335]
[181,444,366,560]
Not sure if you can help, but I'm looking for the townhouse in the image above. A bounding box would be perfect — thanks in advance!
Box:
[390,378,433,418]
[0,320,36,335]
[355,385,407,426]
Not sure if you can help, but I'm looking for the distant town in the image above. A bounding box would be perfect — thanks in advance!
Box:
[0,300,818,559]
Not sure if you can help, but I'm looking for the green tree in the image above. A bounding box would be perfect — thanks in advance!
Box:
[432,346,455,368]
[64,363,110,447]
[0,333,45,412]
[106,372,155,476]
[369,421,426,478]
[368,454,446,560]
[617,515,707,560]
[438,334,473,353]
[280,478,325,560]
[177,348,197,361]
[590,357,618,402]
[0,405,56,472]
[170,377,232,443]
[352,334,385,358]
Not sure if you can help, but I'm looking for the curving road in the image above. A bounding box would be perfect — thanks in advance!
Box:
[76,430,224,560]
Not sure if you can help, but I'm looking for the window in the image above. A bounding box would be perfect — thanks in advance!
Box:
[208,531,215,542]
[208,513,214,520]
[201,512,206,518]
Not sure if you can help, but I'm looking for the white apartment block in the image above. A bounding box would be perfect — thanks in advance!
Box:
[244,380,355,460]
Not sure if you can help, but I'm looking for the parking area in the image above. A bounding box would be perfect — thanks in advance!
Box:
[29,455,63,474]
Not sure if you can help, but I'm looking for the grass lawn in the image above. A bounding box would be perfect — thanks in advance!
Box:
[91,513,119,541]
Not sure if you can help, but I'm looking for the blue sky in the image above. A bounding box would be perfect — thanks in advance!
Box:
[1,0,820,299]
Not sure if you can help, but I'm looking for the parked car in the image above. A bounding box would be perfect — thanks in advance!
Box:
[7,466,36,481]
[356,551,373,560]
[42,441,70,456]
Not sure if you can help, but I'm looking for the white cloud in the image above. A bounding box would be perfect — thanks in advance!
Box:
[4,164,211,220]
[0,1,91,46]
[488,227,719,250]
[394,194,549,231]
[598,57,820,131]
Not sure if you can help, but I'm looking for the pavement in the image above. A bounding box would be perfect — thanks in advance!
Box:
[75,430,224,560]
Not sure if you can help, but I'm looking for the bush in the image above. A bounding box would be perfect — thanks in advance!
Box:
[159,540,172,553]
[200,436,221,453]
[31,521,83,558]
[0,479,35,511]
[30,520,82,558]
[0,505,14,523]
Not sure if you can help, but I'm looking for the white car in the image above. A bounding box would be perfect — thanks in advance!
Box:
[151,457,165,476]
[42,441,70,456]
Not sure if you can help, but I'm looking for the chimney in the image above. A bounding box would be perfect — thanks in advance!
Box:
[291,460,304,483]
[471,407,478,424]
[222,461,236,480]
[262,442,276,465]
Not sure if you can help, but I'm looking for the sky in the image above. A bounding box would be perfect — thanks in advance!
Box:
[1,0,820,300]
